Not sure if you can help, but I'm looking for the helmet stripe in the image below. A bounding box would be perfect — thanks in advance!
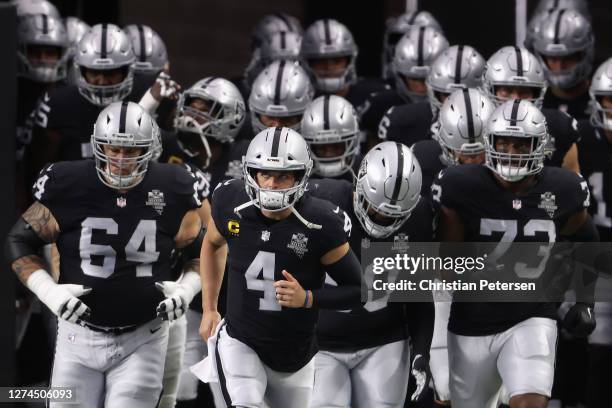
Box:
[552,0,560,10]
[514,46,524,76]
[323,19,332,45]
[41,15,48,34]
[274,60,286,105]
[391,142,404,204]
[271,127,282,156]
[454,45,464,84]
[201,76,216,88]
[510,99,521,126]
[274,13,293,32]
[137,25,147,62]
[417,26,425,67]
[462,89,476,143]
[323,95,330,130]
[119,101,129,133]
[554,9,566,44]
[100,24,108,58]
[280,31,286,50]
[408,11,418,25]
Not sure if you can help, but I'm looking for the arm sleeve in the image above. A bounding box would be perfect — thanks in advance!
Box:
[404,300,435,359]
[312,249,363,309]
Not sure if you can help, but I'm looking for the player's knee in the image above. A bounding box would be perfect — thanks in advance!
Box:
[509,393,548,408]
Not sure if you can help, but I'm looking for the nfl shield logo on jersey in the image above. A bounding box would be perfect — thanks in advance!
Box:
[116,197,127,208]
[512,199,522,210]
[287,233,309,258]
[261,230,270,242]
[146,190,166,215]
[538,192,558,218]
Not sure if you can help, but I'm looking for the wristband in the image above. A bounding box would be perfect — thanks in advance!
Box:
[138,90,160,113]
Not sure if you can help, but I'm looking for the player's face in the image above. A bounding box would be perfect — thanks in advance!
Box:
[544,52,582,73]
[26,44,61,64]
[308,56,349,78]
[83,67,126,86]
[456,151,485,165]
[256,170,296,190]
[600,95,612,118]
[495,85,537,101]
[403,76,427,95]
[312,142,345,158]
[103,145,144,175]
[494,136,533,156]
[259,114,302,128]
[187,97,212,125]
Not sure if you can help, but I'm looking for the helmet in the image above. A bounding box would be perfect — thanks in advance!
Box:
[123,24,168,74]
[483,46,548,107]
[249,60,314,134]
[301,95,359,178]
[242,126,313,212]
[17,14,69,83]
[250,13,303,51]
[435,88,495,165]
[64,17,91,85]
[301,19,358,93]
[92,101,158,189]
[393,26,448,102]
[533,0,590,20]
[426,45,485,114]
[531,8,594,89]
[174,77,246,165]
[382,10,443,80]
[245,30,302,87]
[15,0,60,18]
[74,24,135,107]
[589,58,612,131]
[354,142,422,238]
[484,99,549,182]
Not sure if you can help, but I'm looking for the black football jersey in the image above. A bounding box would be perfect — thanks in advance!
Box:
[377,102,434,147]
[577,120,612,241]
[359,88,406,137]
[306,178,434,350]
[543,88,590,121]
[542,108,580,167]
[412,139,445,196]
[16,78,56,161]
[33,160,201,327]
[342,77,390,115]
[211,179,350,371]
[432,164,590,335]
[30,73,156,162]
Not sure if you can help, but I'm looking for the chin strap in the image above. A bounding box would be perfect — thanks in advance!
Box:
[233,199,322,230]
[233,199,257,218]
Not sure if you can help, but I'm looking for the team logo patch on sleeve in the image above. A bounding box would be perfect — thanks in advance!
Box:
[146,190,166,215]
[538,192,558,218]
[287,233,309,258]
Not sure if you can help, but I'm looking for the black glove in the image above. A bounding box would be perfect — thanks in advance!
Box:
[410,354,431,402]
[563,302,596,338]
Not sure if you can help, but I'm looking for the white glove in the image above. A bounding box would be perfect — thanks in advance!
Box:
[139,72,181,113]
[26,269,92,326]
[156,271,201,321]
[410,354,430,402]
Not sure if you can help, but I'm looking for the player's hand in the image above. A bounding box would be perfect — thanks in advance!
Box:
[410,354,431,402]
[155,271,201,321]
[563,302,596,338]
[150,72,181,102]
[274,270,307,308]
[199,310,221,341]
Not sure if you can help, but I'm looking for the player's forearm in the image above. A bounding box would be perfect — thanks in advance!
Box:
[10,255,47,285]
[200,241,227,312]
[405,301,435,358]
[314,250,363,309]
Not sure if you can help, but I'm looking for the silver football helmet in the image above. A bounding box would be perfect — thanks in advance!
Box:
[426,45,485,115]
[382,10,443,80]
[15,0,60,18]
[124,24,168,74]
[175,77,246,166]
[250,13,303,51]
[301,19,358,93]
[354,142,422,238]
[64,17,91,85]
[393,26,449,102]
[74,24,135,107]
[249,60,314,134]
[245,30,303,87]
[531,8,594,89]
[301,95,359,178]
[484,99,549,182]
[484,46,548,107]
[435,88,495,165]
[17,14,69,83]
[533,0,590,20]
[241,127,313,214]
[589,58,612,131]
[92,101,158,189]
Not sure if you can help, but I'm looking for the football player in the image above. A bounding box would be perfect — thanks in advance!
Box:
[378,45,485,149]
[6,102,204,407]
[431,99,597,408]
[197,127,362,407]
[483,45,581,172]
[306,142,435,407]
[531,8,594,120]
[64,16,90,85]
[124,24,169,75]
[300,94,361,183]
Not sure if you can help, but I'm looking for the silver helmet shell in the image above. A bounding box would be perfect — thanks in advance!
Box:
[484,99,549,182]
[301,19,358,93]
[242,126,313,212]
[15,0,60,18]
[92,101,158,190]
[124,24,168,74]
[245,30,303,87]
[249,60,314,134]
[354,142,422,238]
[74,23,135,107]
[301,95,360,178]
[589,58,612,131]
